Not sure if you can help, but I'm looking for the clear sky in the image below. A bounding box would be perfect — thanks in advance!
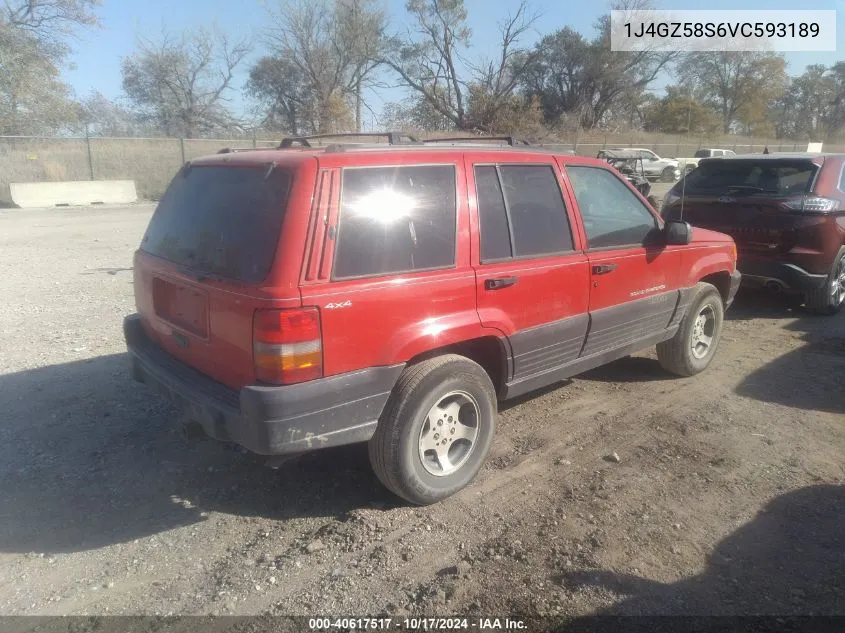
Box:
[63,0,845,129]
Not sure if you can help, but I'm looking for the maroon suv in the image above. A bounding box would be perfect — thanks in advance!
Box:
[662,154,845,314]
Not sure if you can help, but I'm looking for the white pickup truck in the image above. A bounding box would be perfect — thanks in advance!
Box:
[676,148,736,174]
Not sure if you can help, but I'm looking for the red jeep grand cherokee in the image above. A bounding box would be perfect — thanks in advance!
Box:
[124,133,740,505]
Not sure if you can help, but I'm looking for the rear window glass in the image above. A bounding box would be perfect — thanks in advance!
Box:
[333,165,457,279]
[683,160,817,196]
[694,149,711,158]
[140,165,291,284]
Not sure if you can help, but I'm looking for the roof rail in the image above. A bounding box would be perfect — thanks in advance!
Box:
[278,132,421,149]
[420,135,530,147]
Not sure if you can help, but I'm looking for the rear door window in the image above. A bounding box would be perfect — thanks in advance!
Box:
[474,164,574,262]
[333,165,457,279]
[140,164,292,284]
[683,160,818,196]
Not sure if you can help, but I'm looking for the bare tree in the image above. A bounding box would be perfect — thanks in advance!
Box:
[381,0,538,132]
[3,0,98,41]
[262,0,387,133]
[121,25,251,138]
[334,0,388,131]
[0,0,100,134]
[78,91,144,136]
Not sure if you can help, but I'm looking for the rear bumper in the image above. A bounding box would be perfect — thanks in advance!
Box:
[738,257,828,292]
[726,269,742,308]
[123,314,404,455]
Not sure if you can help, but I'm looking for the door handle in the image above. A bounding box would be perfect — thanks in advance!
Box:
[485,276,518,290]
[592,263,618,275]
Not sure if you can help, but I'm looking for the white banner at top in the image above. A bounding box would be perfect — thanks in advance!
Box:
[610,10,837,52]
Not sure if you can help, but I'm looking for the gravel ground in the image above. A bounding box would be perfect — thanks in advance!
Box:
[0,203,843,623]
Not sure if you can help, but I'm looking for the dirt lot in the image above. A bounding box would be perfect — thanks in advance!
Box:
[0,204,843,624]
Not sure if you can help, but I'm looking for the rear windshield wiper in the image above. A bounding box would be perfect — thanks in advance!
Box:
[724,185,778,194]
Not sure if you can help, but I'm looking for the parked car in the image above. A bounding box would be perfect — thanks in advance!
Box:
[662,153,845,315]
[598,149,660,209]
[677,148,737,174]
[124,132,740,506]
[597,148,681,182]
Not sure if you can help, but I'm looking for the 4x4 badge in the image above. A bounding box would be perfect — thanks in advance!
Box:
[324,300,352,309]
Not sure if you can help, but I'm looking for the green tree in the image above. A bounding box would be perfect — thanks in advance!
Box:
[247,55,313,134]
[522,1,675,129]
[643,86,721,135]
[678,52,787,134]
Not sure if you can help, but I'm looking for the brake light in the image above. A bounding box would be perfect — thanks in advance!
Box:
[253,308,323,384]
[783,196,840,214]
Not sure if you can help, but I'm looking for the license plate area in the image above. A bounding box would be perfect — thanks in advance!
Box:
[152,276,209,338]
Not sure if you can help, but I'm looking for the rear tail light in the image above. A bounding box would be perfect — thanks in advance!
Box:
[253,308,323,385]
[782,196,840,214]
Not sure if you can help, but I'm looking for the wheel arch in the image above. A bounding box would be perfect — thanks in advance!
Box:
[699,270,732,305]
[404,336,510,399]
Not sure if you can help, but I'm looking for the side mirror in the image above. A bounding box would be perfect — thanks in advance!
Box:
[665,219,692,245]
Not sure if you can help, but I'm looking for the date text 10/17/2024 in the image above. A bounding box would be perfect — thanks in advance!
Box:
[308,618,527,631]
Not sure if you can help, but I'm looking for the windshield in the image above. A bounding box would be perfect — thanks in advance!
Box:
[680,159,818,196]
[140,164,292,283]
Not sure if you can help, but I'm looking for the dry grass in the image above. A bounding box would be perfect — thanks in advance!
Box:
[0,132,833,201]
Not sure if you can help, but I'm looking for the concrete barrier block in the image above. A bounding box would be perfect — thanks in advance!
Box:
[8,180,138,208]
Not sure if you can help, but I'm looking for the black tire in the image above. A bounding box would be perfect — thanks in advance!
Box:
[660,166,677,182]
[657,283,725,377]
[804,247,845,316]
[368,355,497,505]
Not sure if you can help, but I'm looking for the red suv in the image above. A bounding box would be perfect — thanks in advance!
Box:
[124,133,740,505]
[662,154,845,314]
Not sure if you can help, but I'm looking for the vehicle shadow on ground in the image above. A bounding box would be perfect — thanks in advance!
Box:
[725,289,845,414]
[576,356,673,384]
[0,353,393,554]
[734,324,845,414]
[724,287,804,322]
[578,288,835,387]
[560,484,845,617]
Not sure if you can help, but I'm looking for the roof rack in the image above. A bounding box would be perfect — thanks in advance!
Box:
[278,132,421,148]
[420,135,530,147]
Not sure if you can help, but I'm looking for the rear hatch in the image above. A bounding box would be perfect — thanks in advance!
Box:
[133,161,296,390]
[662,157,821,255]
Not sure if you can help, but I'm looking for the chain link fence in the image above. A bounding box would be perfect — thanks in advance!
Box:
[0,136,280,200]
[0,134,836,202]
